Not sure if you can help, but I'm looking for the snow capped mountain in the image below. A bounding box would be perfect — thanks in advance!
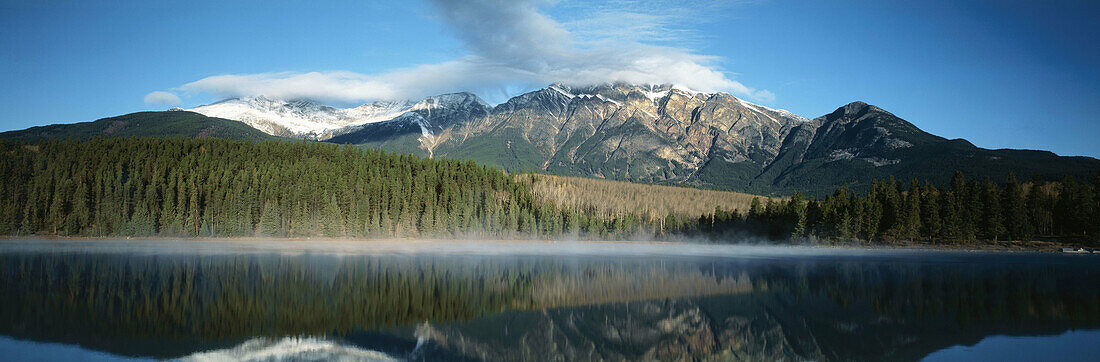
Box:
[187,83,803,145]
[189,96,414,139]
[19,81,1093,196]
[189,92,492,140]
[411,92,490,112]
[322,82,814,188]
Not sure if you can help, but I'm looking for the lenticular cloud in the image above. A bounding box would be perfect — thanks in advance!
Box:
[160,0,773,105]
[143,91,182,106]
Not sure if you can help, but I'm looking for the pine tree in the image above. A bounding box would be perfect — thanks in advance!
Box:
[919,181,941,239]
[322,194,345,237]
[900,184,921,240]
[257,199,282,237]
[1026,177,1051,236]
[979,178,1005,241]
[863,197,882,241]
[68,180,91,235]
[1001,173,1029,240]
[788,191,807,237]
[748,197,762,220]
[938,191,958,242]
[1092,175,1100,238]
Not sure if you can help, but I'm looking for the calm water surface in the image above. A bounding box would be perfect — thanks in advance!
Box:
[0,240,1097,361]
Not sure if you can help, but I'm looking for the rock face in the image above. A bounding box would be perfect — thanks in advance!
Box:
[330,83,814,187]
[190,83,1100,195]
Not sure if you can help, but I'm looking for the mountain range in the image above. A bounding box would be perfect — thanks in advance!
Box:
[4,82,1098,195]
[0,111,274,143]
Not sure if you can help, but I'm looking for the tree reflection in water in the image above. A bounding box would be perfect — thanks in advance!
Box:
[0,251,1096,360]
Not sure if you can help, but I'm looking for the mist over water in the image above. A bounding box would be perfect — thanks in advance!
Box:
[0,239,1096,361]
[0,239,946,258]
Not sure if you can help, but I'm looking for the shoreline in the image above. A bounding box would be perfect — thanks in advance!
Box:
[0,235,1087,253]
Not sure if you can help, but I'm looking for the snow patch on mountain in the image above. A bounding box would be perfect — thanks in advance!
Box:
[734,97,810,124]
[593,94,621,106]
[548,85,576,99]
[393,112,434,138]
[190,93,488,139]
[190,84,808,140]
[774,108,811,123]
[190,96,412,138]
[410,93,490,113]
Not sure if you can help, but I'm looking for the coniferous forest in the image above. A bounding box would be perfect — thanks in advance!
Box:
[697,172,1100,246]
[0,137,641,238]
[1,137,1097,246]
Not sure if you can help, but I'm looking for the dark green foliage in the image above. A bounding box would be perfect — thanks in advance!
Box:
[0,111,275,142]
[723,171,1100,245]
[436,128,546,171]
[1001,173,1029,240]
[2,137,1096,245]
[0,137,645,238]
[326,120,430,157]
[0,253,544,356]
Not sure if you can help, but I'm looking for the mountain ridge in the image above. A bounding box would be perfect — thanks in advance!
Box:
[6,83,1098,196]
[0,110,275,143]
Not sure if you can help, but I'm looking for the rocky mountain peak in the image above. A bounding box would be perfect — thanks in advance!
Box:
[830,101,892,119]
[36,78,1093,197]
[414,92,489,110]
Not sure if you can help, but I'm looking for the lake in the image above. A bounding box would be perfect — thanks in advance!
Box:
[0,240,1097,361]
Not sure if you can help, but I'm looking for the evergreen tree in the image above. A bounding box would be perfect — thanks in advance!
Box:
[1001,173,1029,240]
[322,194,345,237]
[919,181,941,239]
[1026,177,1052,236]
[788,191,807,237]
[900,183,921,240]
[748,197,762,220]
[257,199,282,237]
[979,178,1005,241]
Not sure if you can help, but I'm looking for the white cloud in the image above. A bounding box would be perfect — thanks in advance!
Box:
[170,0,774,104]
[143,91,182,106]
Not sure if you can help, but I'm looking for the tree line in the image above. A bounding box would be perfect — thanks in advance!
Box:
[1,137,1097,245]
[687,171,1100,245]
[2,252,1095,359]
[0,137,647,238]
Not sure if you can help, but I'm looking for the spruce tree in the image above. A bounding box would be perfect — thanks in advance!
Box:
[919,181,941,239]
[257,199,282,237]
[980,178,1005,241]
[748,197,762,220]
[1002,173,1029,240]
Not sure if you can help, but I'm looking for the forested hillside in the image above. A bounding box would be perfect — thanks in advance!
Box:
[0,138,651,238]
[0,111,275,142]
[1,137,1096,246]
[715,172,1100,246]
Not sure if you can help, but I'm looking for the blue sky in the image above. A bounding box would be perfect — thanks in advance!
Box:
[1,0,1097,157]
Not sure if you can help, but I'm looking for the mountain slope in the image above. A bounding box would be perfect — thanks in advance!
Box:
[331,83,809,182]
[322,83,1099,195]
[192,93,490,141]
[157,83,1100,196]
[751,102,1100,194]
[0,110,275,142]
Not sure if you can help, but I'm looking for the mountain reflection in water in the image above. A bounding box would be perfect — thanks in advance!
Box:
[0,240,1097,361]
